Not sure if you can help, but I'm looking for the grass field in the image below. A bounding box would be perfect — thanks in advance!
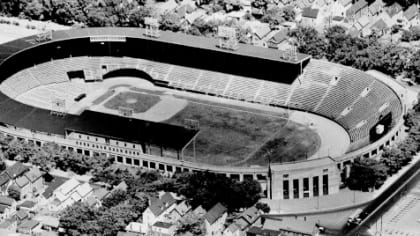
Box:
[164,100,321,166]
[103,91,161,113]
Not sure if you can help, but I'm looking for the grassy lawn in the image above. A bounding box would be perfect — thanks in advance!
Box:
[103,92,160,113]
[165,100,320,166]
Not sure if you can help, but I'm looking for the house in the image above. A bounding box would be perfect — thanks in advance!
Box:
[185,10,206,24]
[261,217,315,236]
[268,29,288,49]
[86,187,109,207]
[295,0,314,9]
[0,196,16,221]
[12,176,30,200]
[14,209,29,223]
[248,22,271,43]
[246,227,280,236]
[204,203,227,236]
[370,18,389,35]
[23,167,43,197]
[339,0,352,9]
[125,222,142,234]
[353,15,370,35]
[34,215,59,232]
[142,192,178,233]
[151,221,176,236]
[0,217,17,232]
[5,162,29,180]
[0,173,11,194]
[167,200,191,222]
[301,7,322,26]
[51,178,92,210]
[403,4,419,26]
[117,232,142,236]
[385,2,403,20]
[17,219,41,235]
[41,175,68,202]
[223,207,260,236]
[346,0,368,19]
[18,200,37,213]
[368,0,384,16]
[223,223,242,236]
[175,4,195,18]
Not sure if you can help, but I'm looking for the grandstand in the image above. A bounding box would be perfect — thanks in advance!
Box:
[0,27,407,200]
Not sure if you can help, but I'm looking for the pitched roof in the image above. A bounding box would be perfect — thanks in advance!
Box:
[5,162,29,179]
[386,2,403,17]
[56,178,79,196]
[346,0,368,16]
[0,173,10,187]
[18,219,39,230]
[75,182,92,198]
[0,205,9,213]
[15,176,29,188]
[34,215,59,228]
[357,15,370,28]
[114,181,128,192]
[93,187,109,200]
[153,221,174,229]
[252,23,271,39]
[226,223,240,233]
[15,209,28,220]
[302,7,320,19]
[0,196,14,206]
[270,29,288,44]
[18,200,36,209]
[24,168,42,183]
[247,226,280,236]
[403,4,418,20]
[0,218,15,229]
[204,203,227,225]
[239,206,260,225]
[368,1,383,15]
[149,192,177,216]
[42,176,68,199]
[370,18,388,31]
[339,0,352,7]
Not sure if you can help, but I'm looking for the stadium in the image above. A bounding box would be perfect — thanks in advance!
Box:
[0,27,407,200]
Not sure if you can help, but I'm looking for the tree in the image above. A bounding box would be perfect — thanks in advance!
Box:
[97,203,140,236]
[159,12,181,32]
[59,202,100,235]
[406,50,420,83]
[288,26,327,59]
[260,6,284,27]
[176,212,205,236]
[101,189,128,208]
[255,202,270,213]
[346,158,388,191]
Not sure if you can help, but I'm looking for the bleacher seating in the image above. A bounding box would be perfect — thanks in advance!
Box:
[257,81,290,105]
[168,66,200,89]
[289,81,327,112]
[224,76,262,101]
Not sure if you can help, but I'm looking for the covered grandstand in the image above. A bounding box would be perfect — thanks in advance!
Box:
[0,28,407,200]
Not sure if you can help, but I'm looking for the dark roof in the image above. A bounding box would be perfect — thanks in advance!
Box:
[247,226,280,236]
[18,219,39,230]
[346,0,368,16]
[204,203,227,225]
[0,205,9,213]
[0,196,14,206]
[149,192,177,216]
[18,200,36,209]
[0,172,10,187]
[117,232,142,236]
[403,4,418,20]
[5,162,29,179]
[15,209,29,220]
[332,16,344,21]
[153,221,173,229]
[269,30,288,44]
[386,2,403,17]
[42,175,69,199]
[302,7,319,19]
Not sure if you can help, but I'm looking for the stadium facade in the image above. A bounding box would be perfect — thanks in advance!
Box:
[0,28,407,200]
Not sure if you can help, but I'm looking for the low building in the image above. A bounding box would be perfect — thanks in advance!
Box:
[385,2,403,20]
[151,221,176,236]
[17,219,41,235]
[142,192,177,234]
[0,217,17,232]
[301,7,322,26]
[18,200,37,213]
[370,18,389,36]
[368,0,384,17]
[0,196,16,222]
[346,0,368,19]
[204,203,227,236]
[267,29,289,49]
[403,4,419,27]
[34,215,60,232]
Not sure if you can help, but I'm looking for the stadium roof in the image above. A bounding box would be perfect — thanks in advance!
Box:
[50,27,310,64]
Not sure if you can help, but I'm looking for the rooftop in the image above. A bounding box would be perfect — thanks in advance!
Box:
[346,0,368,16]
[0,172,10,187]
[149,192,177,217]
[56,178,80,196]
[153,221,174,229]
[204,203,227,225]
[302,7,320,19]
[18,219,39,230]
[42,175,69,199]
[386,2,403,17]
[403,4,418,20]
[5,162,29,179]
[0,196,14,206]
[18,200,36,209]
[24,167,42,183]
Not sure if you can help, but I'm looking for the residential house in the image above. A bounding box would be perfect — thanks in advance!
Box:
[86,187,109,208]
[353,15,371,36]
[346,0,368,20]
[385,2,403,22]
[0,217,17,232]
[23,167,43,197]
[185,9,206,25]
[175,4,195,18]
[166,200,191,223]
[339,0,352,9]
[403,4,419,27]
[368,0,384,17]
[370,18,389,35]
[246,227,280,236]
[125,222,142,235]
[151,221,176,236]
[34,215,59,232]
[50,178,92,210]
[204,203,227,236]
[301,7,322,26]
[5,162,29,180]
[223,207,260,236]
[268,29,289,49]
[295,0,314,9]
[142,192,178,234]
[0,196,16,222]
[262,217,315,236]
[14,209,29,224]
[17,219,41,235]
[224,223,242,236]
[18,200,37,213]
[248,22,271,46]
[0,173,10,195]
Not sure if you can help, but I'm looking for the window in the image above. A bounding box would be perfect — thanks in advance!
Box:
[323,175,329,195]
[230,174,240,181]
[167,166,173,172]
[126,158,132,165]
[149,162,156,169]
[283,180,289,199]
[134,159,140,166]
[293,179,299,199]
[159,164,165,171]
[176,167,182,173]
[133,144,135,148]
[303,178,309,198]
[313,176,319,197]
[244,174,253,181]
[117,156,123,163]
[84,150,90,156]
[142,161,148,168]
